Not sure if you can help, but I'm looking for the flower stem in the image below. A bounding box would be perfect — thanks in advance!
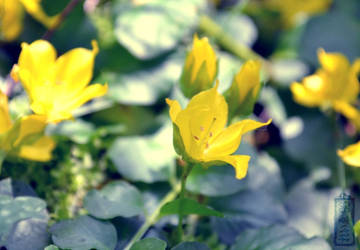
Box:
[42,0,83,40]
[124,181,181,250]
[198,15,271,74]
[0,150,6,176]
[177,163,194,242]
[332,113,346,190]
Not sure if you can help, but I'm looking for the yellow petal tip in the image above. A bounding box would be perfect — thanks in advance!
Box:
[91,40,99,55]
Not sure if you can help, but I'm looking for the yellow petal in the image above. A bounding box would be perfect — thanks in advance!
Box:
[205,155,251,179]
[0,90,12,134]
[18,40,57,90]
[190,35,217,83]
[338,141,360,167]
[290,81,323,107]
[344,58,360,102]
[317,48,350,73]
[166,98,182,122]
[205,119,271,157]
[54,40,99,96]
[186,81,227,136]
[47,83,108,123]
[0,0,24,41]
[333,101,360,130]
[19,135,55,161]
[176,82,228,159]
[20,0,59,28]
[14,114,47,146]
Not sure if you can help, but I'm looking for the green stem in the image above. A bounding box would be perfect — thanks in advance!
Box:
[332,114,346,190]
[199,15,268,64]
[124,182,181,250]
[177,163,194,242]
[0,150,6,176]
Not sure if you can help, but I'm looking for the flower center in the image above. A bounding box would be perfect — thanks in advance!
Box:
[193,117,216,150]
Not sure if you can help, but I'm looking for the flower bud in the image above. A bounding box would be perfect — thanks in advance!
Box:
[225,60,262,118]
[179,34,218,98]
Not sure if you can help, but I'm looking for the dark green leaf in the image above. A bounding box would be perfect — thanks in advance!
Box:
[84,181,144,219]
[230,225,331,250]
[98,57,181,106]
[160,198,223,218]
[0,194,49,248]
[186,165,247,197]
[210,190,287,244]
[50,215,117,250]
[108,124,175,183]
[130,238,167,250]
[172,242,210,250]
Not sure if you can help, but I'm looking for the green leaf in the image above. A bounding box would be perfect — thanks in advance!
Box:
[108,124,175,183]
[186,165,247,197]
[159,198,223,218]
[0,194,48,246]
[210,190,287,244]
[215,13,257,47]
[50,215,117,250]
[84,181,144,219]
[47,119,95,144]
[172,242,210,250]
[44,245,60,250]
[285,179,332,238]
[114,0,206,59]
[230,225,331,250]
[130,238,167,250]
[97,57,181,106]
[284,114,336,168]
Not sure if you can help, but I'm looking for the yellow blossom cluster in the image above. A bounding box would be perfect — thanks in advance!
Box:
[0,0,60,41]
[168,35,271,179]
[1,40,107,162]
[290,49,360,167]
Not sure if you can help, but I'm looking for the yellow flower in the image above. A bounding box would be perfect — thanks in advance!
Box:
[291,49,360,128]
[12,40,108,123]
[180,34,218,98]
[266,0,332,28]
[338,141,360,167]
[0,0,59,41]
[225,60,262,118]
[166,81,271,179]
[0,90,55,161]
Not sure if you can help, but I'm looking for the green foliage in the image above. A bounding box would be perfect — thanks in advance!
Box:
[108,124,175,183]
[50,215,117,250]
[44,245,60,250]
[114,0,206,59]
[84,181,145,219]
[0,179,49,250]
[230,225,331,250]
[172,241,210,250]
[130,238,167,250]
[160,197,223,218]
